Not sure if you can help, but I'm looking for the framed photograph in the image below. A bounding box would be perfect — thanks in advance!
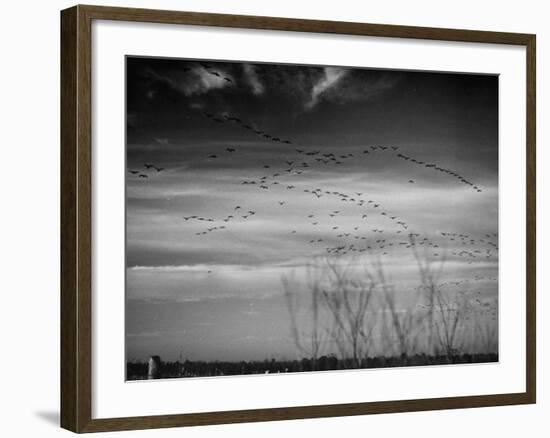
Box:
[60,4,536,433]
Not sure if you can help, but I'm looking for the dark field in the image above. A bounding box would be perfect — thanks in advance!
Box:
[127,353,498,380]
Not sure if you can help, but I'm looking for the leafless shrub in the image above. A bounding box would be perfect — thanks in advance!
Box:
[284,257,377,367]
[284,244,496,365]
[283,263,328,367]
[320,258,377,367]
[432,289,469,357]
[469,307,498,354]
[370,258,421,360]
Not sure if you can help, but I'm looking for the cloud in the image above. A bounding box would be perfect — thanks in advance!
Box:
[143,61,397,113]
[146,66,230,97]
[242,64,264,95]
[305,67,348,110]
[304,68,401,110]
[324,72,399,105]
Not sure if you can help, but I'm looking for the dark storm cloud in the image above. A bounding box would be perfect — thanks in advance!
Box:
[128,57,497,171]
[128,57,406,119]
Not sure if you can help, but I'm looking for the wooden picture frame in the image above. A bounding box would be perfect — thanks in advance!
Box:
[61,4,536,433]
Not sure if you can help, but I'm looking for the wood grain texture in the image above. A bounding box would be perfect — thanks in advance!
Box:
[60,4,536,433]
[78,4,534,44]
[60,5,78,432]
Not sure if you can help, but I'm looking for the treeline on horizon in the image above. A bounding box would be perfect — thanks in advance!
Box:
[126,352,498,380]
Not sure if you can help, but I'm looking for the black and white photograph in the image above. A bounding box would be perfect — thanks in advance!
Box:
[125,56,499,380]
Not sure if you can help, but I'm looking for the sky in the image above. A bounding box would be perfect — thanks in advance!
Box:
[125,56,499,362]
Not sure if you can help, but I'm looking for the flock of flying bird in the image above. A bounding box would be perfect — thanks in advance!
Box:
[129,61,498,278]
[128,163,164,178]
[414,275,498,322]
[395,152,483,193]
[202,111,293,146]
